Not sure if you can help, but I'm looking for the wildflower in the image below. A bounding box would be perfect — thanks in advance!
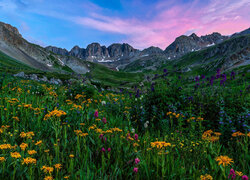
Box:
[64,176,70,179]
[200,174,213,180]
[135,158,140,165]
[134,134,138,141]
[20,143,28,151]
[232,131,245,137]
[236,171,243,176]
[35,140,42,146]
[228,169,236,179]
[94,110,98,118]
[101,148,105,152]
[69,154,74,158]
[107,148,111,152]
[242,175,248,180]
[41,166,54,174]
[28,150,37,155]
[215,155,234,167]
[44,149,50,153]
[133,167,138,173]
[22,157,37,165]
[54,164,62,171]
[44,176,54,180]
[102,117,107,124]
[0,157,6,162]
[11,152,21,159]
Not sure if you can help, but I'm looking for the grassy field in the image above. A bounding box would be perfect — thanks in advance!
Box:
[0,68,249,179]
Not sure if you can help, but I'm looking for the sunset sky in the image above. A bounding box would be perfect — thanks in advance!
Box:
[0,0,249,50]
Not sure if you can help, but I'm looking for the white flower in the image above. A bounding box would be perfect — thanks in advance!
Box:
[101,101,106,105]
[131,128,135,133]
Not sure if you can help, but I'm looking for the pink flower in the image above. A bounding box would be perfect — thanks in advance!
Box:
[135,158,140,164]
[99,134,104,139]
[134,134,138,141]
[108,148,111,152]
[242,175,248,180]
[133,167,138,173]
[228,169,236,179]
[94,110,98,118]
[101,148,105,152]
[102,117,107,124]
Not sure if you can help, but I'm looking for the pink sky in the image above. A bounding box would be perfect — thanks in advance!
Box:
[74,0,250,49]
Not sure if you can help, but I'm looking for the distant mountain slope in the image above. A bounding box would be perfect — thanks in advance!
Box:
[164,32,229,60]
[123,34,250,73]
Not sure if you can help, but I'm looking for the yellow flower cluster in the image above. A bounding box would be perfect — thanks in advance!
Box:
[200,174,213,180]
[11,152,21,159]
[22,157,37,165]
[167,112,184,118]
[151,141,171,149]
[20,143,28,151]
[44,108,67,120]
[20,131,35,139]
[202,130,221,142]
[232,131,245,137]
[41,166,54,174]
[0,144,16,150]
[74,130,88,137]
[28,150,37,155]
[215,155,233,167]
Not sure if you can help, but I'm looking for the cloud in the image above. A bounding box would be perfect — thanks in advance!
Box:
[70,0,250,49]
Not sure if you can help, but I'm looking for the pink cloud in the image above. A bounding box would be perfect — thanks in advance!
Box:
[72,0,250,49]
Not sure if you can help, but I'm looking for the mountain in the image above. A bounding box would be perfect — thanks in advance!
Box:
[0,21,89,74]
[231,27,250,38]
[123,34,250,73]
[164,32,229,60]
[45,42,139,63]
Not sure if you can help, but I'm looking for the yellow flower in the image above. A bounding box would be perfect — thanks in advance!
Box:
[215,155,233,167]
[236,171,243,176]
[41,166,54,174]
[44,176,54,180]
[44,149,50,153]
[20,143,28,151]
[232,131,245,137]
[28,150,37,155]
[64,176,70,179]
[69,154,74,158]
[200,174,213,180]
[11,152,21,159]
[151,141,171,149]
[12,117,19,121]
[35,140,42,146]
[0,144,13,150]
[0,157,6,162]
[54,164,62,170]
[22,157,37,165]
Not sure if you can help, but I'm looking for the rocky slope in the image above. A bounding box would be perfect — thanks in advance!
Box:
[164,32,229,60]
[0,21,89,74]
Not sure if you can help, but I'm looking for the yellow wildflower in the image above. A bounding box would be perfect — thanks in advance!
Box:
[215,155,233,167]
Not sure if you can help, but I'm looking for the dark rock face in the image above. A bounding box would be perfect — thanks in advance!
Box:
[45,46,69,56]
[231,28,250,38]
[69,46,86,59]
[164,32,229,59]
[141,46,163,55]
[46,42,138,61]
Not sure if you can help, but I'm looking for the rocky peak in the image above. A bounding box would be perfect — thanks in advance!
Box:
[69,45,86,59]
[45,46,69,56]
[86,43,103,57]
[0,21,22,38]
[142,46,163,54]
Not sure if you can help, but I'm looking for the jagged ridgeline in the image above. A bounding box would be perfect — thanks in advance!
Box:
[0,21,249,86]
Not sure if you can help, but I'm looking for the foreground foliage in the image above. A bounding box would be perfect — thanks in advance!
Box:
[0,70,249,179]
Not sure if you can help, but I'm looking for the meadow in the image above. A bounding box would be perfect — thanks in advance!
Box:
[0,69,249,180]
